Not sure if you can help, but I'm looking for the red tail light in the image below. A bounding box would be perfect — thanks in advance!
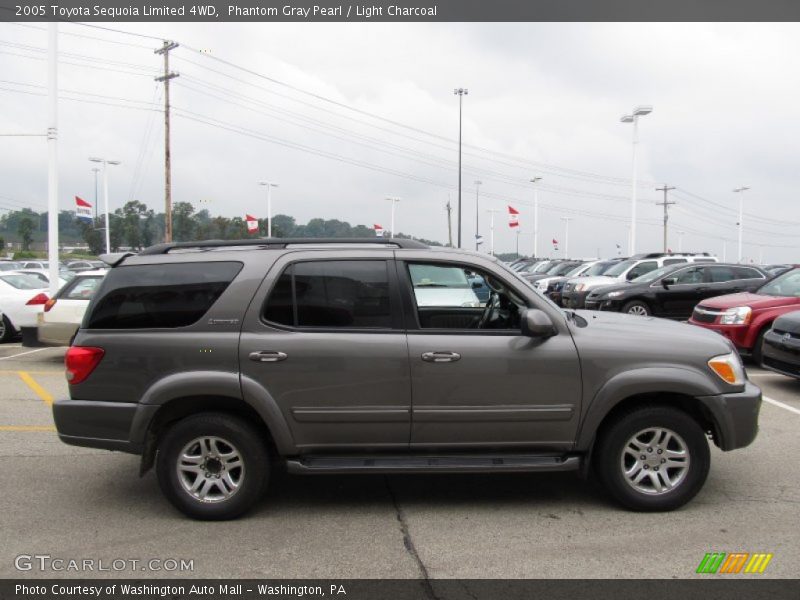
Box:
[65,346,105,384]
[44,298,57,312]
[26,293,49,306]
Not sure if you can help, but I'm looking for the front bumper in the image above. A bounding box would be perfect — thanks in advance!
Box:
[697,381,761,451]
[761,329,800,378]
[53,399,158,454]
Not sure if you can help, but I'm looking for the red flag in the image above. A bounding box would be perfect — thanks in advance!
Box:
[507,205,519,228]
[552,238,558,245]
[245,214,258,234]
[75,196,92,208]
[373,224,385,238]
[75,196,92,221]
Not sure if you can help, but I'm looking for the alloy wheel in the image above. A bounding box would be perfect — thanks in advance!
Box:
[176,436,245,503]
[620,427,690,495]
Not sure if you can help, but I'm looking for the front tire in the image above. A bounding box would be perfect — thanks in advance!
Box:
[0,316,15,343]
[156,413,269,520]
[751,327,768,365]
[595,405,710,511]
[622,300,651,316]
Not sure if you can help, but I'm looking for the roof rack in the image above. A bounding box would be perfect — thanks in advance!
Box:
[138,237,429,255]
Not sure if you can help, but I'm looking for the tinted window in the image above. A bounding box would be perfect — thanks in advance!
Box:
[627,261,657,280]
[87,262,241,329]
[709,266,736,282]
[675,266,705,284]
[264,261,392,329]
[663,258,688,265]
[734,267,764,279]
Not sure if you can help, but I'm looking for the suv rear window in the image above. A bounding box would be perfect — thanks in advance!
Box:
[86,262,242,329]
[264,260,392,329]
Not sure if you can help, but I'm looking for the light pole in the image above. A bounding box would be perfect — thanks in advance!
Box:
[89,157,120,254]
[561,217,573,258]
[486,209,500,256]
[620,105,653,255]
[733,186,749,263]
[385,196,401,238]
[474,180,482,251]
[530,176,542,257]
[454,87,468,248]
[677,230,686,253]
[91,167,100,219]
[259,181,279,237]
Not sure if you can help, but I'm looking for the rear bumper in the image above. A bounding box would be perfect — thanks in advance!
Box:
[53,399,158,454]
[697,381,761,451]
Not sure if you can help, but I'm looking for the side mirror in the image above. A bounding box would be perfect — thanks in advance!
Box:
[521,309,557,338]
[662,276,677,288]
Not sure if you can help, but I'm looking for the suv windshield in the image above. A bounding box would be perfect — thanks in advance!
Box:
[408,264,469,288]
[565,264,587,277]
[604,260,636,277]
[549,262,580,276]
[632,265,674,284]
[758,268,800,297]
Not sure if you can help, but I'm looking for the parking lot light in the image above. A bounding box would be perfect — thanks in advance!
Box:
[620,105,653,256]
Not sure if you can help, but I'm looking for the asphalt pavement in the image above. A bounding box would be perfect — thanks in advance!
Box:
[0,343,797,579]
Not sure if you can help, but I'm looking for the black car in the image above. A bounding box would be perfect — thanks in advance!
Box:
[584,263,768,319]
[762,311,800,378]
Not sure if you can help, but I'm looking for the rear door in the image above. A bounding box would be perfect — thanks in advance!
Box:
[239,250,412,451]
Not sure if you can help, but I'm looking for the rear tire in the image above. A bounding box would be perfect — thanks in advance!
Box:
[0,316,15,343]
[595,405,710,511]
[622,300,651,316]
[156,412,269,520]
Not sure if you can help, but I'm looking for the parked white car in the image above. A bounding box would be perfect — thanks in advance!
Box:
[13,268,72,287]
[37,270,106,346]
[37,270,107,346]
[0,273,51,342]
[409,263,481,307]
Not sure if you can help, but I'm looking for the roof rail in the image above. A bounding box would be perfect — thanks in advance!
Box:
[138,237,429,255]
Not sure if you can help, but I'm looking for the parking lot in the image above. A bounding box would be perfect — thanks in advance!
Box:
[1,342,798,579]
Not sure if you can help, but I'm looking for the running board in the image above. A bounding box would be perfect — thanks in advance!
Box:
[286,454,581,475]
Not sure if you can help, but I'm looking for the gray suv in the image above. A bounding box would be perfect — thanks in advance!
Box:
[53,239,761,520]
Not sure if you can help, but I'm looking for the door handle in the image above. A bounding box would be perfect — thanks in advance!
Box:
[422,351,461,363]
[249,351,288,363]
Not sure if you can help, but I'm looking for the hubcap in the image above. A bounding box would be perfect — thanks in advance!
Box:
[620,427,690,495]
[176,436,244,503]
[628,305,648,316]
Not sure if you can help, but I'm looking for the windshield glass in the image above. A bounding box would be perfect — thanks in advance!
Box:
[408,264,470,288]
[759,268,800,297]
[565,264,587,277]
[0,262,21,271]
[604,259,636,277]
[0,274,46,290]
[582,262,613,276]
[550,262,579,275]
[632,265,674,284]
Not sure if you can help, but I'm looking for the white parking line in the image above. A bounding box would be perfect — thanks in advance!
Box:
[0,347,53,361]
[749,373,791,378]
[763,396,800,416]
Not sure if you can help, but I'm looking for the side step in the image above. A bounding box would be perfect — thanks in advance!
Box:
[286,454,581,475]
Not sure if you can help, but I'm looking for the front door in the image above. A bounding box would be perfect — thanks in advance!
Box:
[240,251,411,451]
[399,258,582,451]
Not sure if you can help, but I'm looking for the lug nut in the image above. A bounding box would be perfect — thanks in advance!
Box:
[661,459,666,464]
[657,449,663,454]
[643,465,649,470]
[647,447,653,452]
[640,455,646,460]
[654,467,659,472]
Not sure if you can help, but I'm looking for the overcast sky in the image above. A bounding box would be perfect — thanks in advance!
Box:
[1,22,799,261]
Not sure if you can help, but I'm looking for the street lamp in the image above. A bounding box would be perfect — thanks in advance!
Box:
[89,157,121,254]
[530,176,542,257]
[258,181,279,237]
[561,217,573,258]
[385,196,401,238]
[620,105,652,255]
[91,167,100,219]
[486,209,501,256]
[474,180,482,251]
[733,186,750,263]
[454,87,468,248]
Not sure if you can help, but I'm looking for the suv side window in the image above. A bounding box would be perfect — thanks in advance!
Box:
[86,262,242,329]
[709,266,737,282]
[263,260,393,329]
[627,261,657,280]
[62,276,103,300]
[662,258,687,266]
[675,266,705,284]
[734,267,764,279]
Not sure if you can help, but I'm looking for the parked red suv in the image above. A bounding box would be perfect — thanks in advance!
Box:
[689,267,800,362]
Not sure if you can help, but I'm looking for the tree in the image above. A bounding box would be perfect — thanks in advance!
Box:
[271,214,296,238]
[80,220,104,255]
[120,200,150,250]
[172,202,196,241]
[18,217,34,251]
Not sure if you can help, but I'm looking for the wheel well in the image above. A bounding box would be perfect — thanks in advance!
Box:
[139,395,275,475]
[594,392,718,447]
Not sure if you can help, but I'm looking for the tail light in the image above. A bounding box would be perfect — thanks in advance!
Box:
[26,293,49,306]
[44,298,57,312]
[65,346,105,384]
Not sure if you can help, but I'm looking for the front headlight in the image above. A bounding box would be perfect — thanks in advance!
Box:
[719,306,752,325]
[575,283,586,292]
[606,291,625,298]
[708,351,746,385]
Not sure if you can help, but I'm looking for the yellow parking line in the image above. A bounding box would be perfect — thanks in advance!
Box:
[0,425,55,432]
[17,371,54,406]
[0,370,62,375]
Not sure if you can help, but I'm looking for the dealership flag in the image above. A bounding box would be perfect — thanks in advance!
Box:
[508,205,519,228]
[75,196,92,222]
[245,214,258,234]
[552,238,559,251]
[374,224,385,237]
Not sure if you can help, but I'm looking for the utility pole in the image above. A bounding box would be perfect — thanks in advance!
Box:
[655,184,676,253]
[155,41,179,242]
[454,88,468,248]
[445,198,453,247]
[47,23,59,297]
